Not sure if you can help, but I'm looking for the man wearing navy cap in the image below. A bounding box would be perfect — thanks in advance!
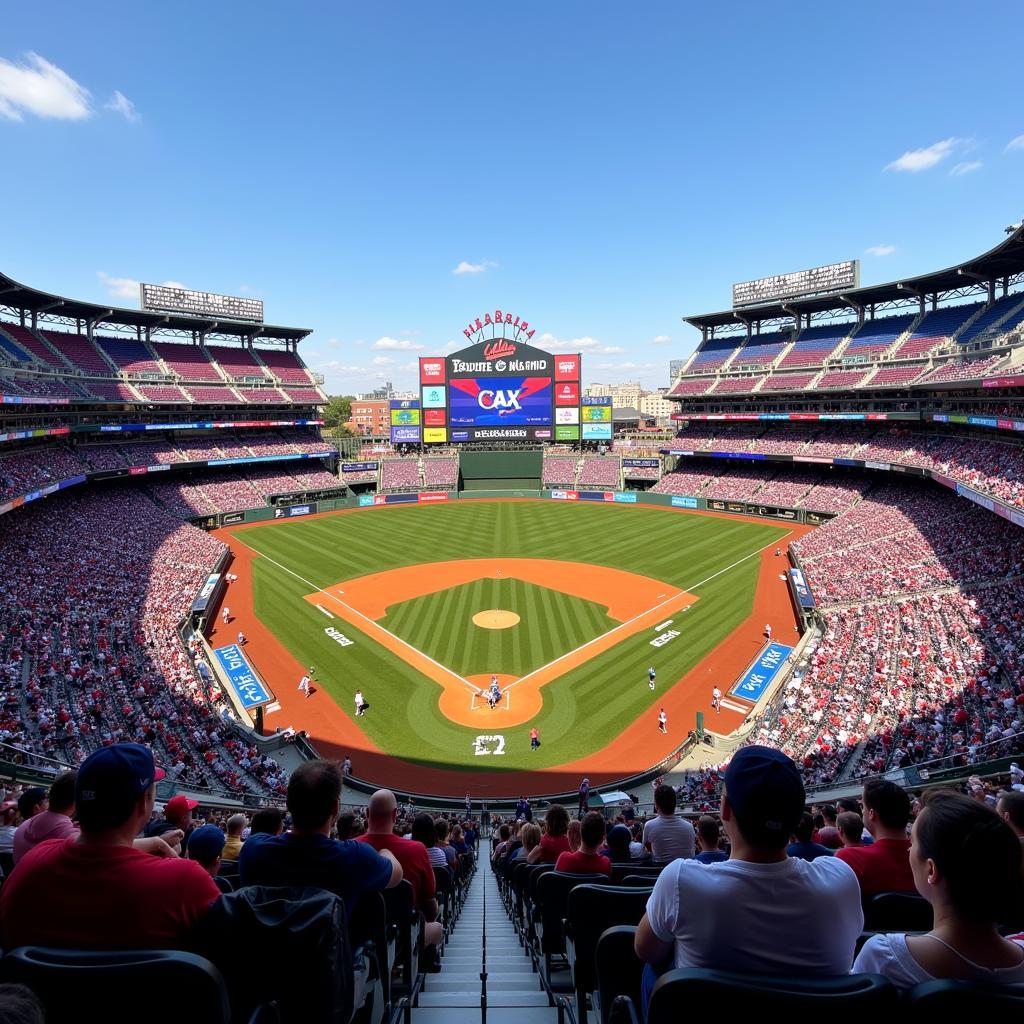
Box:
[0,744,221,950]
[187,824,233,894]
[635,746,862,1005]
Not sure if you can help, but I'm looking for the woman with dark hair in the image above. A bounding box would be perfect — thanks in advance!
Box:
[412,812,447,868]
[853,790,1024,986]
[528,803,571,863]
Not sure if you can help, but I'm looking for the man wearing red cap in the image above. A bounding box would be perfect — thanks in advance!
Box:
[145,793,199,855]
[0,743,220,951]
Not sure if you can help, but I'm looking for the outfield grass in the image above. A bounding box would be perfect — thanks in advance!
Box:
[382,579,617,678]
[233,500,790,772]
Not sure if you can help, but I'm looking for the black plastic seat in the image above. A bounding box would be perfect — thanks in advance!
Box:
[595,926,643,1024]
[383,880,424,1024]
[864,891,933,932]
[564,885,652,1024]
[641,968,898,1019]
[0,947,234,1024]
[905,978,1024,1010]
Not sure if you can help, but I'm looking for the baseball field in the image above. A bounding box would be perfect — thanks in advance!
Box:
[211,499,801,793]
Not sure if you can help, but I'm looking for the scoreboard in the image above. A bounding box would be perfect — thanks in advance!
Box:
[415,323,584,444]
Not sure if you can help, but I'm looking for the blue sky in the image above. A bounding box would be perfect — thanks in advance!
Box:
[1,2,1023,393]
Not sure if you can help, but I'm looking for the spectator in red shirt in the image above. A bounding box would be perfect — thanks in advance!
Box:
[556,812,612,875]
[836,779,914,899]
[0,743,220,950]
[358,789,442,950]
[528,804,571,864]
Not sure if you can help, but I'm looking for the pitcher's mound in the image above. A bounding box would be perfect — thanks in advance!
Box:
[472,609,521,630]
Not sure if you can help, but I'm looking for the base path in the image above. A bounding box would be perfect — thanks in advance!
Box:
[304,558,697,727]
[213,502,812,796]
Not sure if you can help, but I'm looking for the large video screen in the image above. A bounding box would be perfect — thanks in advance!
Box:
[449,376,553,427]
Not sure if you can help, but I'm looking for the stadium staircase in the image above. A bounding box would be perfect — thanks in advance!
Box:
[417,867,558,1023]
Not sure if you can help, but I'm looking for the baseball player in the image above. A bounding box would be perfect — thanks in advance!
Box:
[648,666,656,691]
[237,631,246,647]
[658,708,668,734]
[221,606,230,624]
[711,686,722,714]
[354,689,366,716]
[298,674,310,698]
[765,623,773,640]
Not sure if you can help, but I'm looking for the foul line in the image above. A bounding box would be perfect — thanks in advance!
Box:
[501,529,794,694]
[229,534,481,694]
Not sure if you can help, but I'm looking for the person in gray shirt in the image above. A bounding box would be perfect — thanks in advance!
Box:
[642,784,696,863]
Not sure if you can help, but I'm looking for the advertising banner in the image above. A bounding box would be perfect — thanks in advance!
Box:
[555,408,580,425]
[554,354,581,381]
[273,504,313,518]
[419,357,446,384]
[423,408,446,426]
[671,495,699,508]
[390,425,421,442]
[554,381,580,405]
[613,492,638,503]
[213,644,273,710]
[582,395,613,406]
[421,385,447,408]
[550,490,579,501]
[422,427,448,443]
[418,492,449,503]
[729,643,794,703]
[788,568,816,610]
[342,461,378,473]
[582,423,613,440]
[358,494,375,506]
[555,425,580,441]
[222,511,246,524]
[390,408,421,425]
[623,458,660,468]
[581,405,612,422]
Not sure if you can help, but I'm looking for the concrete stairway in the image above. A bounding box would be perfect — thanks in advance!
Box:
[415,866,558,1024]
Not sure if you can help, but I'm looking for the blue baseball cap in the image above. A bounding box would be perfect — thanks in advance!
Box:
[188,824,226,866]
[724,745,805,845]
[75,743,165,816]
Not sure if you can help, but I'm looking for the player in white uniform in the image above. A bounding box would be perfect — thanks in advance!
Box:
[221,606,230,624]
[765,623,773,639]
[298,674,310,698]
[355,689,366,716]
[711,686,722,714]
[658,708,667,734]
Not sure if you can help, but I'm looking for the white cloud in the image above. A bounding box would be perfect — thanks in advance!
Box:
[950,160,982,176]
[452,259,496,275]
[884,137,961,173]
[595,361,656,371]
[371,356,395,366]
[0,52,91,121]
[372,336,425,351]
[97,272,186,301]
[533,332,624,355]
[652,335,671,344]
[864,244,896,257]
[105,90,140,123]
[443,340,460,352]
[1006,134,1024,152]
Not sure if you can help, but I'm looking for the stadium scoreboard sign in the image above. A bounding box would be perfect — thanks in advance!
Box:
[732,260,859,308]
[418,314,583,444]
[140,283,265,323]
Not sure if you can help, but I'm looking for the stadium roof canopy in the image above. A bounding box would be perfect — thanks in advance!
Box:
[685,224,1024,332]
[0,269,311,343]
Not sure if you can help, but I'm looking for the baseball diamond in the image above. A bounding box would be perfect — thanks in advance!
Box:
[208,498,801,794]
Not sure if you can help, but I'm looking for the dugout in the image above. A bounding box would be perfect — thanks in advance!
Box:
[458,449,542,491]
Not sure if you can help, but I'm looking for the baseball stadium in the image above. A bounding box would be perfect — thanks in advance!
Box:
[2,6,1024,1019]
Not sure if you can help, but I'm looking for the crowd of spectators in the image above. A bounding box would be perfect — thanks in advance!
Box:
[0,486,286,797]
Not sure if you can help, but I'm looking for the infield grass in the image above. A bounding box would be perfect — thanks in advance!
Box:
[230,500,790,772]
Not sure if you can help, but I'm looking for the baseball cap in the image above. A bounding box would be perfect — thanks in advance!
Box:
[187,824,226,865]
[724,745,805,846]
[75,744,165,825]
[165,794,199,819]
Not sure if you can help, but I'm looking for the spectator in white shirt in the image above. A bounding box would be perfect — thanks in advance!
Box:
[642,785,696,863]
